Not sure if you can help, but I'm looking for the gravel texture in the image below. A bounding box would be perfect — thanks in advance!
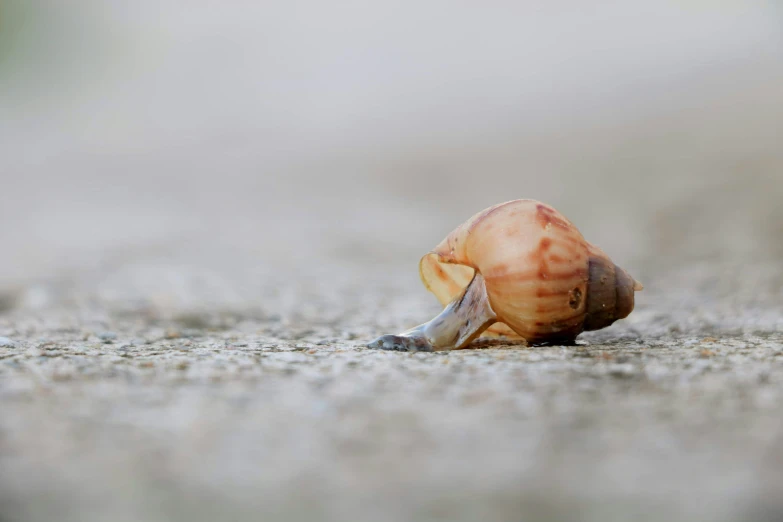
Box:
[2,253,783,522]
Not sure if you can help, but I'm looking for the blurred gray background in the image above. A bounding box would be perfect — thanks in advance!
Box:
[1,1,783,521]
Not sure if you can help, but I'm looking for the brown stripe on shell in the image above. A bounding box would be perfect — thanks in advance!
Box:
[535,302,584,315]
[487,282,586,310]
[432,262,447,279]
[487,267,588,283]
[558,235,585,247]
[536,287,573,298]
[466,200,517,235]
[548,254,569,264]
[533,315,584,329]
[535,203,572,230]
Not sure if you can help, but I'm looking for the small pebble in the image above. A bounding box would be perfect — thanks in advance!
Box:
[0,336,16,347]
[98,332,118,343]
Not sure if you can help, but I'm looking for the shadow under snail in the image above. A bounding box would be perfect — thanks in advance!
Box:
[368,199,643,352]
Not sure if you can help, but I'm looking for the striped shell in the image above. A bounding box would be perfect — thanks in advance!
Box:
[419,199,642,344]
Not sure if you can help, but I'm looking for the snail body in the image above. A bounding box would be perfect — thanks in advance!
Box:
[369,199,642,351]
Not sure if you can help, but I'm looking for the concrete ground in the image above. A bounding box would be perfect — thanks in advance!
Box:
[3,160,783,522]
[2,3,783,521]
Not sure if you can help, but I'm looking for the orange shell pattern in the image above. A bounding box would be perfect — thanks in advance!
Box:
[419,199,618,342]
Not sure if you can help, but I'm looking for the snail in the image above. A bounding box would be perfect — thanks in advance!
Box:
[368,199,642,351]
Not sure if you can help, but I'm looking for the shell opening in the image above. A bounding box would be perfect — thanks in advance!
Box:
[419,253,475,307]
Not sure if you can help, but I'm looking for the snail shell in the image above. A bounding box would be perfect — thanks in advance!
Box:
[418,199,642,345]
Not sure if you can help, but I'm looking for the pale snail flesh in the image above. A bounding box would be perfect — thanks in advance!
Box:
[368,199,643,351]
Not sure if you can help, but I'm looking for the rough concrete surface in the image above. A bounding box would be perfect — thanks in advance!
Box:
[2,3,783,521]
[3,263,783,522]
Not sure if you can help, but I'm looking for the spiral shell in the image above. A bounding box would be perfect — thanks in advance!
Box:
[418,199,642,344]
